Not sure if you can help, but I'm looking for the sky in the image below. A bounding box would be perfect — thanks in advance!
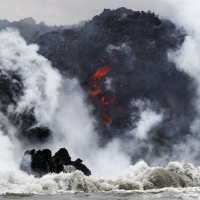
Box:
[0,0,172,26]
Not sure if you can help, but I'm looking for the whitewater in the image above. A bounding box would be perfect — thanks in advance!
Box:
[1,161,200,200]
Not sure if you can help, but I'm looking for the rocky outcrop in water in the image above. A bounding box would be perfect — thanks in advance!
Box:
[20,148,91,177]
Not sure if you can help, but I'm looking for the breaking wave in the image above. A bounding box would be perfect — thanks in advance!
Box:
[1,161,200,195]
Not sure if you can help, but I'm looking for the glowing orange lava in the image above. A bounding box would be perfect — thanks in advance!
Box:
[101,96,110,105]
[88,66,111,97]
[90,66,111,80]
[88,89,102,97]
[101,95,117,106]
[103,113,112,123]
[87,66,116,124]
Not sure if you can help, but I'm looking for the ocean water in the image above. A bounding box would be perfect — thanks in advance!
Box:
[1,188,200,200]
[1,161,200,200]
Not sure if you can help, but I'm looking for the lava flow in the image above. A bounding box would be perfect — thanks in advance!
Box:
[88,89,102,97]
[88,66,115,123]
[91,66,111,80]
[103,113,112,123]
[101,96,117,106]
[88,66,111,91]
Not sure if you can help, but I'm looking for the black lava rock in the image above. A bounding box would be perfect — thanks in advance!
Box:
[35,8,196,163]
[20,148,91,177]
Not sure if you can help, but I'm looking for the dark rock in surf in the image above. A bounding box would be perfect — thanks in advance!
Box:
[51,148,72,173]
[52,148,72,165]
[20,148,91,177]
[31,149,53,176]
[72,158,92,176]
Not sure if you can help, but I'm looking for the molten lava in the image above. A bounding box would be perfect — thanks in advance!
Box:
[102,96,117,106]
[103,113,112,123]
[88,66,111,97]
[90,66,111,80]
[88,89,102,97]
[102,97,110,105]
[88,65,115,123]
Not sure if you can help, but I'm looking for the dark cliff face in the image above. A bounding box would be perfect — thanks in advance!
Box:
[0,8,197,164]
[35,8,196,162]
[0,17,68,43]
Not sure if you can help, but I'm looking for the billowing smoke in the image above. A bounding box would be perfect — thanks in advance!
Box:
[0,28,61,121]
[130,100,163,140]
[0,28,61,170]
[0,28,130,176]
[159,0,200,164]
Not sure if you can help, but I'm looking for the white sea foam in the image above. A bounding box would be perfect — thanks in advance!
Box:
[0,161,200,195]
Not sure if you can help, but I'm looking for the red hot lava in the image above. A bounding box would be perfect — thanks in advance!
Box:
[103,113,112,123]
[88,89,102,97]
[88,66,111,97]
[88,66,111,89]
[88,65,116,124]
[90,66,111,80]
[101,96,117,105]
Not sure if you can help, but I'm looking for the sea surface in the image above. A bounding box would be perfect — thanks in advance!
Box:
[1,189,200,200]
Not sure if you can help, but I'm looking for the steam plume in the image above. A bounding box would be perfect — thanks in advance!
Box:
[163,0,200,163]
[0,28,130,176]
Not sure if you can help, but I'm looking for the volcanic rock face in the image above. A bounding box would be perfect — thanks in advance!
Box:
[35,8,196,162]
[0,17,68,42]
[20,148,91,177]
[0,8,197,164]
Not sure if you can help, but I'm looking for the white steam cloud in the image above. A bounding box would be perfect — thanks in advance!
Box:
[131,109,163,140]
[0,112,21,170]
[163,0,200,99]
[42,77,131,176]
[0,28,62,128]
[0,28,130,176]
[130,100,163,140]
[0,28,63,170]
[162,0,200,162]
[106,43,131,54]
